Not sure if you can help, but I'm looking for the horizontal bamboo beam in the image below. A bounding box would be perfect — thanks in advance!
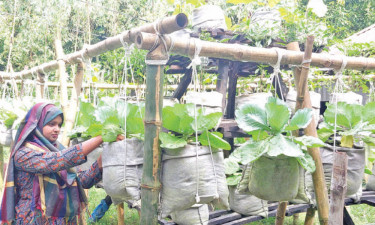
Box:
[135,32,375,71]
[0,13,188,80]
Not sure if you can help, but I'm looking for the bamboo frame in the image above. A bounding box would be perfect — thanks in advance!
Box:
[0,13,188,80]
[135,32,375,71]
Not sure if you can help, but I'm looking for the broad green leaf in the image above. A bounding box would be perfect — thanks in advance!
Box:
[92,76,98,82]
[238,140,269,164]
[293,136,325,148]
[361,135,375,146]
[86,124,103,137]
[267,134,304,157]
[363,102,375,124]
[224,158,240,175]
[368,157,375,163]
[79,101,95,117]
[199,131,231,150]
[186,0,205,7]
[126,118,144,138]
[341,135,354,148]
[195,111,222,132]
[94,105,117,123]
[163,104,194,135]
[324,102,362,129]
[159,132,187,149]
[249,130,269,141]
[102,116,122,142]
[317,126,334,142]
[297,151,316,173]
[365,168,373,175]
[226,173,242,186]
[4,111,17,129]
[225,16,232,29]
[265,99,290,133]
[285,108,313,131]
[235,104,270,133]
[166,0,174,4]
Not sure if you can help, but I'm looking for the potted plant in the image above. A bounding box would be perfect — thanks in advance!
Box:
[317,101,375,196]
[159,103,231,218]
[234,96,324,201]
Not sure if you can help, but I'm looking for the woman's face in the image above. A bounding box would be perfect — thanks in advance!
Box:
[42,115,63,143]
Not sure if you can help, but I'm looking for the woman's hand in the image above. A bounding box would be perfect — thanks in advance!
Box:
[116,134,125,142]
[97,155,102,170]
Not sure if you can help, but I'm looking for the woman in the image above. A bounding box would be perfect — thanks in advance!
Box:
[0,103,120,224]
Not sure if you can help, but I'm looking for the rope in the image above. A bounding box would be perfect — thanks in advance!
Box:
[369,80,374,102]
[268,48,285,100]
[332,57,348,152]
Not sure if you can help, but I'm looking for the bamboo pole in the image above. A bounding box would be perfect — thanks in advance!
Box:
[275,201,288,225]
[61,62,84,146]
[292,36,329,225]
[140,35,171,224]
[135,32,375,71]
[0,13,188,80]
[54,36,69,115]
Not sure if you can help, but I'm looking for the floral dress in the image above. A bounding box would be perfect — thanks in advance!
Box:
[13,143,102,225]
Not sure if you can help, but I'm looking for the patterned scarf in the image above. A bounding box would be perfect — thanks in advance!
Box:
[0,103,87,224]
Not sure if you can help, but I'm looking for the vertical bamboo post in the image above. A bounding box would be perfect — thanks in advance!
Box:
[329,152,348,225]
[117,203,125,225]
[275,201,288,225]
[35,72,44,99]
[291,36,329,225]
[61,62,84,146]
[140,37,167,224]
[54,31,69,117]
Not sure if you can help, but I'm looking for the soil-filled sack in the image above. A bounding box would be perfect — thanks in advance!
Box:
[228,186,268,217]
[366,162,375,191]
[0,125,13,146]
[102,138,144,205]
[307,145,365,197]
[161,145,229,218]
[170,204,209,225]
[238,155,300,201]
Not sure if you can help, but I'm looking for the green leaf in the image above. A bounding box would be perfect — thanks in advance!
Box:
[186,0,205,7]
[265,98,290,133]
[248,130,269,141]
[94,105,117,123]
[317,126,334,142]
[324,102,362,129]
[226,173,242,186]
[237,140,269,164]
[159,132,187,149]
[341,135,354,148]
[363,102,375,124]
[363,136,375,146]
[365,168,373,175]
[268,0,280,8]
[267,134,304,157]
[293,136,325,148]
[102,116,122,142]
[235,104,270,133]
[297,151,316,173]
[224,158,240,175]
[194,111,222,133]
[162,104,194,135]
[226,0,256,4]
[86,124,103,137]
[199,131,231,150]
[285,108,313,131]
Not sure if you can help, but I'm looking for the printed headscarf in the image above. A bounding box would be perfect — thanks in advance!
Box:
[0,103,87,223]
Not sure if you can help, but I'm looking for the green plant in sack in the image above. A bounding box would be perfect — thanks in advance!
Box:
[318,101,375,148]
[69,97,145,142]
[160,103,231,151]
[233,96,324,201]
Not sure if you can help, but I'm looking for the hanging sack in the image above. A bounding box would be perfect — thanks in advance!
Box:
[102,138,144,205]
[161,145,229,218]
[366,161,375,191]
[330,91,363,105]
[170,204,209,225]
[192,5,227,31]
[0,125,13,147]
[183,91,223,114]
[228,186,268,217]
[235,93,272,109]
[238,155,300,201]
[320,145,365,196]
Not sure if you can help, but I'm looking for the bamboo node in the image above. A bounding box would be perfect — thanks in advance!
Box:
[141,183,161,191]
[144,120,162,126]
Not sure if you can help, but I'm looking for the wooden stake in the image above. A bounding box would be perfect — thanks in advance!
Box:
[289,36,330,225]
[329,152,348,225]
[117,203,125,225]
[275,201,288,225]
[54,32,69,116]
[304,208,316,225]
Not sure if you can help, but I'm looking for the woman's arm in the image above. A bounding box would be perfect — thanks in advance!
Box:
[81,136,103,156]
[78,160,102,188]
